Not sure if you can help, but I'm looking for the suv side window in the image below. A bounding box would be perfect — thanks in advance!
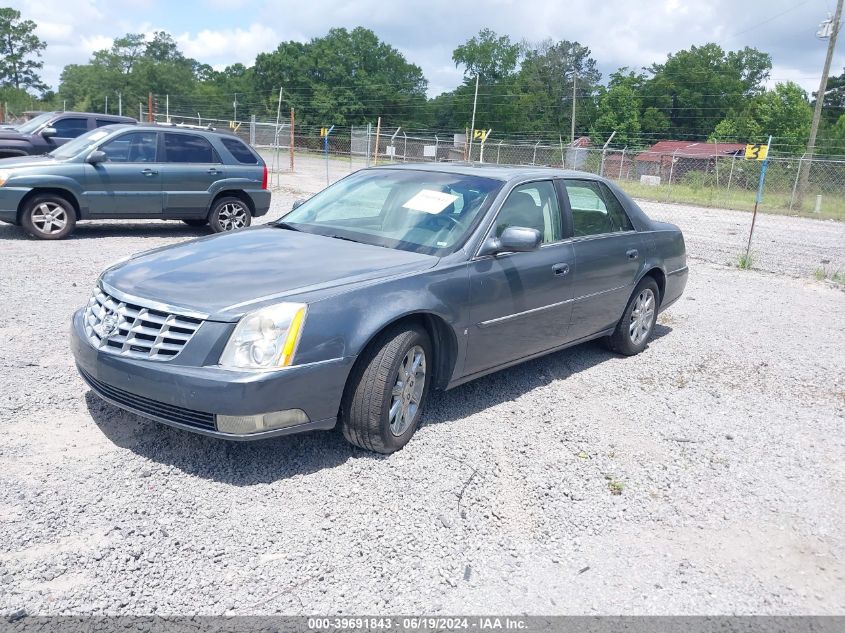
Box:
[599,183,634,231]
[494,181,562,244]
[51,117,89,138]
[99,132,158,163]
[221,137,259,164]
[96,119,118,128]
[163,132,220,163]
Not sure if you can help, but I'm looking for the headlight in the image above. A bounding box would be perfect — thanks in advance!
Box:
[219,302,307,370]
[0,170,9,187]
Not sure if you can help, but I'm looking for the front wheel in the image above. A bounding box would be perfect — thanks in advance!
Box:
[20,195,76,240]
[341,325,432,454]
[606,277,659,356]
[208,197,251,233]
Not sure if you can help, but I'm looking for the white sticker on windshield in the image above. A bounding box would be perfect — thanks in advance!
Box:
[402,189,459,214]
[89,131,109,141]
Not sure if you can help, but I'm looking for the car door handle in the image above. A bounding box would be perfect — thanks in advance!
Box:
[207,168,221,175]
[626,249,639,260]
[552,263,570,277]
[141,169,158,176]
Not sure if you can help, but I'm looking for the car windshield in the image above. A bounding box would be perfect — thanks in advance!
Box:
[16,113,54,134]
[278,169,503,255]
[48,128,113,160]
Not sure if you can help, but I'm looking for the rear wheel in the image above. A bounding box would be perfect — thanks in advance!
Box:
[341,325,432,454]
[182,219,207,227]
[20,194,76,240]
[209,196,251,233]
[607,277,659,356]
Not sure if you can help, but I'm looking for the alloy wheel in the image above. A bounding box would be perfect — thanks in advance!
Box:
[31,202,68,235]
[218,203,248,231]
[629,288,656,345]
[388,345,426,436]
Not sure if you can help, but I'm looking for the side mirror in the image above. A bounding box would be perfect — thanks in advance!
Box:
[478,226,542,257]
[291,199,307,211]
[86,150,108,164]
[41,126,57,138]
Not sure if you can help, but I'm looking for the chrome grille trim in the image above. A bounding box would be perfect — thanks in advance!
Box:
[83,286,204,361]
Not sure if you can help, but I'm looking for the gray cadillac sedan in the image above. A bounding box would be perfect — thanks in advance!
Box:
[71,164,688,453]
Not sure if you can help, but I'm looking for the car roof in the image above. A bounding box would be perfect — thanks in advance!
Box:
[372,162,604,182]
[53,111,136,121]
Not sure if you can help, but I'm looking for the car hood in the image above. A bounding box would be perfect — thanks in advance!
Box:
[0,129,30,141]
[101,226,438,321]
[0,154,59,169]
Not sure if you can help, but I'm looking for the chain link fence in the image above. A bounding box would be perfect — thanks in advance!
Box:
[142,110,845,220]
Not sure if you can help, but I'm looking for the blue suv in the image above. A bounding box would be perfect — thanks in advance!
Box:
[0,123,271,239]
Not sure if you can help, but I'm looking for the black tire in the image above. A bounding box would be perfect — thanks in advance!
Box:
[20,194,76,240]
[606,277,660,356]
[341,325,433,454]
[182,219,208,227]
[208,196,251,233]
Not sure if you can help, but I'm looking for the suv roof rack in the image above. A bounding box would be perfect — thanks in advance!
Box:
[152,121,217,132]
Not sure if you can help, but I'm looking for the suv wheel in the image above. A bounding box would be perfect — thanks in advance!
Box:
[209,197,251,233]
[341,325,432,454]
[21,194,76,240]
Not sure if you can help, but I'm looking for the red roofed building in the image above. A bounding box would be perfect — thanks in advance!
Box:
[634,140,745,180]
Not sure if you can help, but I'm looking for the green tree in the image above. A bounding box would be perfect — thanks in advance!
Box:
[590,71,642,146]
[712,81,812,154]
[0,7,47,93]
[254,27,427,126]
[513,39,601,135]
[644,43,771,138]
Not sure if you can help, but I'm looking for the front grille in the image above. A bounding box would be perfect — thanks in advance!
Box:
[80,367,216,431]
[83,287,203,361]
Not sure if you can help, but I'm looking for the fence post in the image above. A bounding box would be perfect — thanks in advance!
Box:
[789,153,807,212]
[250,115,256,146]
[619,147,626,179]
[403,131,407,162]
[532,140,540,165]
[366,123,372,167]
[666,150,679,202]
[289,108,295,172]
[497,141,502,164]
[434,135,439,163]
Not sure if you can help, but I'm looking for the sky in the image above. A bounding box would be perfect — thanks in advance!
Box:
[7,0,844,98]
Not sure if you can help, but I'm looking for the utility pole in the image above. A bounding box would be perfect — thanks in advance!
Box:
[571,70,577,144]
[147,93,154,122]
[799,0,843,205]
[233,93,238,122]
[468,74,480,162]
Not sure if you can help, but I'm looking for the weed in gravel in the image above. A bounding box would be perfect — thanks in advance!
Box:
[737,252,754,270]
[813,266,845,284]
[608,479,625,496]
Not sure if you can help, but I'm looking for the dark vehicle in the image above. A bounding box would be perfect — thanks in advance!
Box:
[71,165,688,453]
[0,123,270,239]
[0,111,136,158]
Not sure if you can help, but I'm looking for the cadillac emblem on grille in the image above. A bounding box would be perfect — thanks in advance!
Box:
[95,312,119,339]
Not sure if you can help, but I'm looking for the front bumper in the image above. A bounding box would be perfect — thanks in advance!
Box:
[0,187,30,223]
[71,309,353,440]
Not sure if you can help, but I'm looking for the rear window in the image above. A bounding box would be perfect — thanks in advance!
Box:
[163,132,221,163]
[221,137,259,164]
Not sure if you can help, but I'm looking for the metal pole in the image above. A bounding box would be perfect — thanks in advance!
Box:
[600,131,616,177]
[790,153,807,211]
[799,0,843,206]
[468,74,479,162]
[745,135,773,260]
[104,95,108,114]
[324,125,334,185]
[497,140,502,165]
[366,123,372,167]
[559,135,565,168]
[373,117,382,166]
[479,129,491,163]
[148,93,153,122]
[274,87,283,174]
[666,149,678,202]
[289,108,295,172]
[389,127,401,163]
[233,93,238,122]
[350,125,355,171]
[434,135,439,163]
[403,131,407,162]
[571,71,577,144]
[165,94,169,121]
[118,93,122,117]
[139,103,142,121]
[619,147,626,179]
[62,99,66,112]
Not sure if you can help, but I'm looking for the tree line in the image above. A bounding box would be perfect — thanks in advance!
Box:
[1,6,843,155]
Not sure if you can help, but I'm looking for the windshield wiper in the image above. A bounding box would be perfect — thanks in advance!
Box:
[274,221,301,231]
[325,234,362,244]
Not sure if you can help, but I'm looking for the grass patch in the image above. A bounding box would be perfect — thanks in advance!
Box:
[608,479,624,496]
[737,252,755,270]
[814,266,845,284]
[615,180,845,222]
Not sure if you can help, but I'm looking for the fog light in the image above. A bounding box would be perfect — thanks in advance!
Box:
[216,409,310,434]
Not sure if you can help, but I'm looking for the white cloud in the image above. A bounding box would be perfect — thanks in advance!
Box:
[174,24,280,68]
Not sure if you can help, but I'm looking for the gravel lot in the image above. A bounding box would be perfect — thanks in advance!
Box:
[0,162,843,615]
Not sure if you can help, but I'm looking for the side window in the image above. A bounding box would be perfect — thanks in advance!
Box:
[221,137,259,164]
[564,180,614,237]
[163,133,220,163]
[494,181,562,244]
[51,118,89,138]
[99,132,158,163]
[96,119,117,128]
[599,183,634,232]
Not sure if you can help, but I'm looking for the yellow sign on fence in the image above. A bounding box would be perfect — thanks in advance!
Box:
[744,143,768,161]
[320,127,328,138]
[473,129,489,142]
